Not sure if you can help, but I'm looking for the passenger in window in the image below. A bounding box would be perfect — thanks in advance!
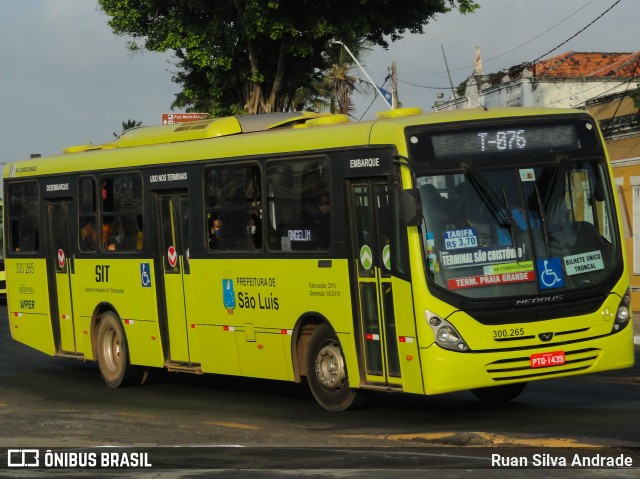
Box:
[303,193,330,226]
[103,218,126,250]
[248,213,262,249]
[113,220,126,249]
[302,192,330,249]
[317,194,330,219]
[80,220,98,252]
[209,216,223,249]
[105,238,117,251]
[102,218,113,247]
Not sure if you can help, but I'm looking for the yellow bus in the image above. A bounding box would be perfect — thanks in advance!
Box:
[0,199,5,298]
[2,107,635,410]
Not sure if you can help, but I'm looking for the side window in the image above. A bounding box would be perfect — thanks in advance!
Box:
[7,182,40,253]
[101,174,143,252]
[0,205,4,261]
[205,165,261,252]
[266,157,331,252]
[79,177,98,252]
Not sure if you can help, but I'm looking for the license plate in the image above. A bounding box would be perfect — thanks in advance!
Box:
[530,351,565,369]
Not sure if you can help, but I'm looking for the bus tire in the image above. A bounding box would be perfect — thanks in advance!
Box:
[471,382,527,403]
[306,323,361,411]
[96,311,143,388]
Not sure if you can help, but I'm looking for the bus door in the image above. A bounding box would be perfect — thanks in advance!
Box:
[348,179,402,386]
[155,190,193,363]
[46,198,76,353]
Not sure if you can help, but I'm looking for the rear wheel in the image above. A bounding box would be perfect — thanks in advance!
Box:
[306,323,361,411]
[471,382,527,403]
[96,311,144,387]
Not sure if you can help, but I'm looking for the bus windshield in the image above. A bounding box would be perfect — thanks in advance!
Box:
[417,159,620,299]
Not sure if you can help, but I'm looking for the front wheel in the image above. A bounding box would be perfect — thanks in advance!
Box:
[306,323,361,411]
[471,382,527,403]
[96,311,144,388]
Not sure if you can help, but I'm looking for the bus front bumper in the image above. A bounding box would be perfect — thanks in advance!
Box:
[420,325,635,395]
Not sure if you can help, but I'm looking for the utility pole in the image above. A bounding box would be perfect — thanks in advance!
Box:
[332,40,393,109]
[391,62,399,109]
[441,44,458,108]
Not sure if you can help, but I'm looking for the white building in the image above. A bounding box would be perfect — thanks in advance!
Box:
[433,50,640,111]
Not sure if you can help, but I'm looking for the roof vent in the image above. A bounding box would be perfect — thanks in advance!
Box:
[376,107,423,119]
[305,114,350,127]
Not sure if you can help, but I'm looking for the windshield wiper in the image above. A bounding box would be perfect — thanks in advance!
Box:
[542,155,570,213]
[533,182,551,257]
[462,163,516,229]
[501,187,518,247]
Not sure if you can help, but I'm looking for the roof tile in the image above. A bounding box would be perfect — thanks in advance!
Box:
[532,51,640,78]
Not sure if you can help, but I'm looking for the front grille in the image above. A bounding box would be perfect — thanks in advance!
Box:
[485,347,600,381]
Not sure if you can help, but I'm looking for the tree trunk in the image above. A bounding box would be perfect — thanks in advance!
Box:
[245,37,266,114]
[266,42,287,112]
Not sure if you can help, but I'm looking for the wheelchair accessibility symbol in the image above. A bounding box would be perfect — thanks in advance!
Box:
[140,263,152,288]
[536,257,564,290]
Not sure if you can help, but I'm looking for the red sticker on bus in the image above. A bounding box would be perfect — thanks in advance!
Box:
[57,249,65,268]
[448,270,536,290]
[530,351,565,368]
[167,245,178,267]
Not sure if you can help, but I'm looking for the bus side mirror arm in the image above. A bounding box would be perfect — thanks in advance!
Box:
[401,188,421,227]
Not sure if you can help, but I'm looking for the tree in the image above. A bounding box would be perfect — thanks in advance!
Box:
[113,119,142,138]
[318,42,372,115]
[98,0,478,115]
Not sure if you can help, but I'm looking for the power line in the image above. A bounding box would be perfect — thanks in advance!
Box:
[398,79,452,90]
[602,78,635,130]
[541,71,640,108]
[396,0,624,94]
[358,77,391,120]
[474,0,599,70]
[399,0,598,76]
[528,0,622,66]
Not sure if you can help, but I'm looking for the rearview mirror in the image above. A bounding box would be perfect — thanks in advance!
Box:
[401,188,421,227]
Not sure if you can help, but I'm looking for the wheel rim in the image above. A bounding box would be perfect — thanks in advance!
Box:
[315,342,346,389]
[101,326,121,374]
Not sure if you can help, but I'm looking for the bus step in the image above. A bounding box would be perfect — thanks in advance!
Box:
[55,352,85,360]
[165,362,203,375]
[360,383,403,392]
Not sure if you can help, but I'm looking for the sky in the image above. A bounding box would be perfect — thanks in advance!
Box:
[0,0,637,168]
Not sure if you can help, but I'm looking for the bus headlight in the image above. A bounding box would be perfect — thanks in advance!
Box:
[612,288,631,333]
[426,311,469,352]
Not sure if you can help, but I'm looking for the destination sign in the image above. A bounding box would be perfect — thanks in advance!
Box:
[431,124,580,158]
[406,118,600,162]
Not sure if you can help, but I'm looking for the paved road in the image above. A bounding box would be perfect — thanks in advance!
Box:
[0,305,638,478]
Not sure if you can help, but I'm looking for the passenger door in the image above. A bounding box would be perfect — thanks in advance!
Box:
[347,179,403,386]
[46,198,76,353]
[155,190,193,363]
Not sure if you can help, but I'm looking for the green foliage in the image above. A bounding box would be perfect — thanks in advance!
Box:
[98,0,479,114]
